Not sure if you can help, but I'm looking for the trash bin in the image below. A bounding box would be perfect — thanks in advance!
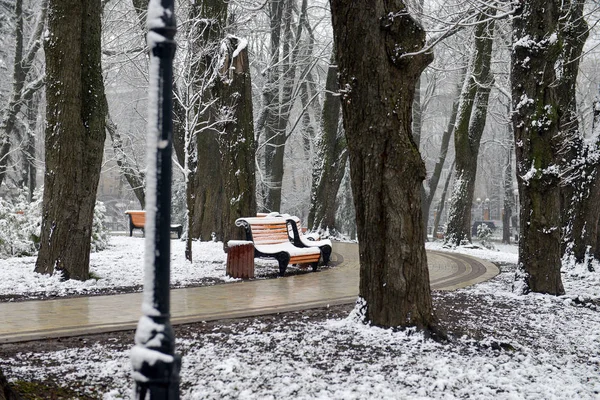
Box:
[226,240,255,279]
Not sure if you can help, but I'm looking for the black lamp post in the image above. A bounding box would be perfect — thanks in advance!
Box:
[131,0,180,398]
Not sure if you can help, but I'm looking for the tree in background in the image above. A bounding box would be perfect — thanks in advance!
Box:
[556,0,599,265]
[35,0,107,280]
[216,35,257,248]
[330,0,439,332]
[445,13,496,246]
[308,49,347,235]
[171,0,256,258]
[0,0,46,191]
[511,0,564,294]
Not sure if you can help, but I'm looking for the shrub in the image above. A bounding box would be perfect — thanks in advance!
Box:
[0,188,109,257]
[477,222,495,250]
[0,189,42,257]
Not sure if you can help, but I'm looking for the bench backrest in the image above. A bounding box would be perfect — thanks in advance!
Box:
[236,217,291,245]
[125,210,146,227]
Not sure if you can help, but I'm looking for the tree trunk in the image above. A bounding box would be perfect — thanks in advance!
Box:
[555,1,594,263]
[433,162,454,240]
[217,36,257,248]
[330,0,438,331]
[308,50,347,234]
[105,114,146,208]
[512,0,564,295]
[259,0,286,212]
[445,15,495,246]
[35,0,107,281]
[20,93,40,200]
[184,0,228,249]
[0,0,47,189]
[0,368,20,400]
[502,139,514,244]
[422,70,464,239]
[260,0,308,213]
[569,100,600,265]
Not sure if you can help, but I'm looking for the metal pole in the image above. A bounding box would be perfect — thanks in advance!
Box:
[131,0,180,398]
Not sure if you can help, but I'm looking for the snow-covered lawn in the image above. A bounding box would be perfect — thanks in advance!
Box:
[1,237,599,399]
[0,236,256,300]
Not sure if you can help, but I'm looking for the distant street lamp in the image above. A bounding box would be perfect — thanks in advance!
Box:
[131,0,180,398]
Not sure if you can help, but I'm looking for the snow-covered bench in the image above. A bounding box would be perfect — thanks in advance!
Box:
[124,210,183,238]
[284,215,332,265]
[235,217,323,276]
[258,212,332,264]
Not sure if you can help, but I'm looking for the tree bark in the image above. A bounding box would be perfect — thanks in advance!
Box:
[512,0,564,294]
[330,0,438,331]
[35,0,107,281]
[555,1,595,263]
[217,36,257,248]
[308,50,347,234]
[445,15,495,246]
[184,0,228,251]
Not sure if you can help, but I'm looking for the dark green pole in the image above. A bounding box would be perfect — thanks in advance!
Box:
[131,0,180,398]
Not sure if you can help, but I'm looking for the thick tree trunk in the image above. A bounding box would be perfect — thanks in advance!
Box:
[217,37,257,247]
[330,0,438,331]
[556,1,594,262]
[569,102,600,265]
[445,16,495,246]
[308,51,347,234]
[35,0,107,280]
[184,0,228,248]
[512,0,564,295]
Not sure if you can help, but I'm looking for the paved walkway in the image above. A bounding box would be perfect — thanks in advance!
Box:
[0,242,498,344]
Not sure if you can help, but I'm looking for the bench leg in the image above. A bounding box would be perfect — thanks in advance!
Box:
[321,246,332,265]
[276,254,290,277]
[311,262,318,272]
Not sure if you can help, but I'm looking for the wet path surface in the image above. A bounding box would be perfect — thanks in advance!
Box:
[0,242,498,343]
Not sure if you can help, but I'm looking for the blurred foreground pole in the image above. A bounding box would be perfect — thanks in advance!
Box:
[131,0,180,398]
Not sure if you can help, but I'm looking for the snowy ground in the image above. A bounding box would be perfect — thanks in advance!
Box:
[1,236,599,399]
[0,235,290,300]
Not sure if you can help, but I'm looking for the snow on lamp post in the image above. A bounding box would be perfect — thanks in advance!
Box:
[131,0,180,398]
